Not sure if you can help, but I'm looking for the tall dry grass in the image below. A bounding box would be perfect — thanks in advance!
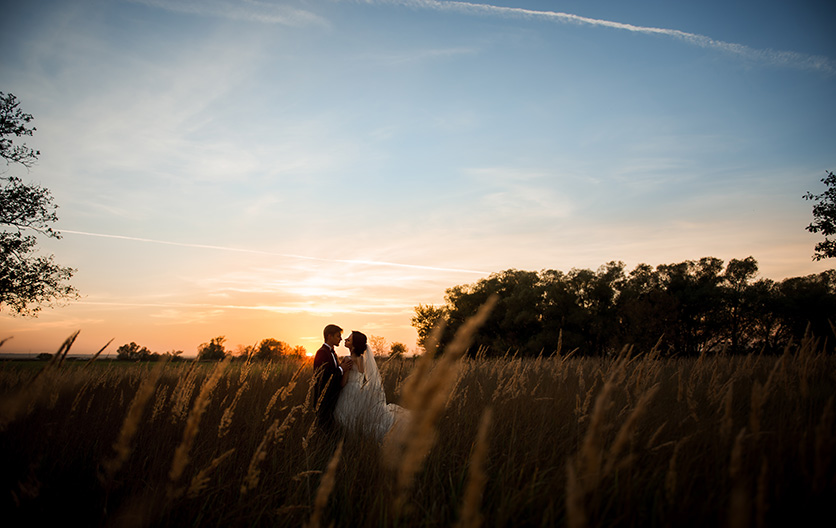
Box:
[0,330,835,527]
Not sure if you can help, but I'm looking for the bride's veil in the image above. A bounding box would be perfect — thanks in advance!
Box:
[362,345,387,405]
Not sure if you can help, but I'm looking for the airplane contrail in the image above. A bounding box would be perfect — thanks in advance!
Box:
[379,0,834,74]
[60,229,489,275]
[128,0,834,74]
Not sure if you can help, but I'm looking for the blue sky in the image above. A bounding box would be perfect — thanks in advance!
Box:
[2,0,835,356]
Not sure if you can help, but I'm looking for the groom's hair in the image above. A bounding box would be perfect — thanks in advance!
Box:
[351,331,367,355]
[323,324,342,340]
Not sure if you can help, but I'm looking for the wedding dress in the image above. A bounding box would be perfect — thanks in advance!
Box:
[334,346,409,443]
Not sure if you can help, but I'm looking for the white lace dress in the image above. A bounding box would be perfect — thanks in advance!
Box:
[334,349,408,443]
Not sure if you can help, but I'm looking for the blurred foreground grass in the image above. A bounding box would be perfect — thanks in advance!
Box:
[1,338,834,527]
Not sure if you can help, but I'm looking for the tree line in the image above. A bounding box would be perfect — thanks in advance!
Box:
[111,335,410,361]
[113,336,307,362]
[412,256,836,357]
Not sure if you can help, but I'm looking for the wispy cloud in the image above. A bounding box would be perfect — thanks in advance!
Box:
[379,0,834,74]
[126,0,329,27]
[60,229,489,275]
[465,167,577,221]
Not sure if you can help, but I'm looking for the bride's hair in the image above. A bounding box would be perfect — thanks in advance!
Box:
[351,331,367,355]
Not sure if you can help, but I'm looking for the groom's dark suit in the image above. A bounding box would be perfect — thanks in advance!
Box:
[313,343,342,432]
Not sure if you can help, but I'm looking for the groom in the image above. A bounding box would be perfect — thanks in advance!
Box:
[313,324,352,433]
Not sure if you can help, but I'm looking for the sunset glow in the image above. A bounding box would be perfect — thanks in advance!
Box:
[1,0,834,357]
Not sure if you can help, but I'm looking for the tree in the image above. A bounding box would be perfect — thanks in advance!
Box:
[390,342,408,357]
[1,92,77,315]
[254,338,293,361]
[165,349,184,362]
[411,304,447,350]
[722,256,759,353]
[117,342,154,361]
[369,335,388,356]
[0,93,39,167]
[804,170,836,260]
[198,336,227,361]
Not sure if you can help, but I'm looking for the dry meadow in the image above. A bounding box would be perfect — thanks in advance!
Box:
[1,331,834,527]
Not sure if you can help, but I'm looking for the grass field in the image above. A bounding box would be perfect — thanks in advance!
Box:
[1,332,834,527]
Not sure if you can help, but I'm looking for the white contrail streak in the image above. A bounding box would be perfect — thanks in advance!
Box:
[382,0,834,74]
[60,229,489,275]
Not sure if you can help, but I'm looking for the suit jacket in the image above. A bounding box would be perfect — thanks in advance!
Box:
[313,344,342,429]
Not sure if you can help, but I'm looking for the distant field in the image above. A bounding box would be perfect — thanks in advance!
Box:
[1,343,834,527]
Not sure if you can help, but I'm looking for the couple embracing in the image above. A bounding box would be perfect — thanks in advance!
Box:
[313,324,408,442]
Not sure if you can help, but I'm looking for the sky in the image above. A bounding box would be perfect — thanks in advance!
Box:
[1,0,835,357]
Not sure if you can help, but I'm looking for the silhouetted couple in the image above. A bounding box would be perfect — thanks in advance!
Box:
[313,324,408,442]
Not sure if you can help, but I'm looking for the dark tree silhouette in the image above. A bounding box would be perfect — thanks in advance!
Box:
[390,342,408,357]
[804,170,836,260]
[1,91,77,315]
[412,257,836,357]
[254,338,295,360]
[198,336,227,360]
[116,342,154,361]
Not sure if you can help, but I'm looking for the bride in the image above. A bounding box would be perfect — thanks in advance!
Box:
[334,331,409,443]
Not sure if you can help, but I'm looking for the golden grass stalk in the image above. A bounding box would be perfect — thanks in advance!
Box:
[265,361,305,422]
[218,379,249,438]
[646,421,667,450]
[264,386,284,422]
[603,383,659,477]
[261,360,274,381]
[814,396,834,492]
[397,318,446,406]
[102,359,168,483]
[170,360,200,423]
[576,378,612,491]
[188,448,236,499]
[565,459,588,528]
[749,381,764,437]
[721,380,735,440]
[52,330,80,370]
[387,296,497,514]
[729,427,746,480]
[575,354,629,492]
[168,359,228,491]
[305,439,344,528]
[727,428,750,528]
[69,378,91,415]
[0,331,79,430]
[292,470,322,482]
[301,419,317,452]
[241,404,301,496]
[150,385,170,423]
[301,368,317,412]
[665,438,682,503]
[456,407,493,528]
[239,346,255,384]
[84,338,114,368]
[756,457,768,528]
